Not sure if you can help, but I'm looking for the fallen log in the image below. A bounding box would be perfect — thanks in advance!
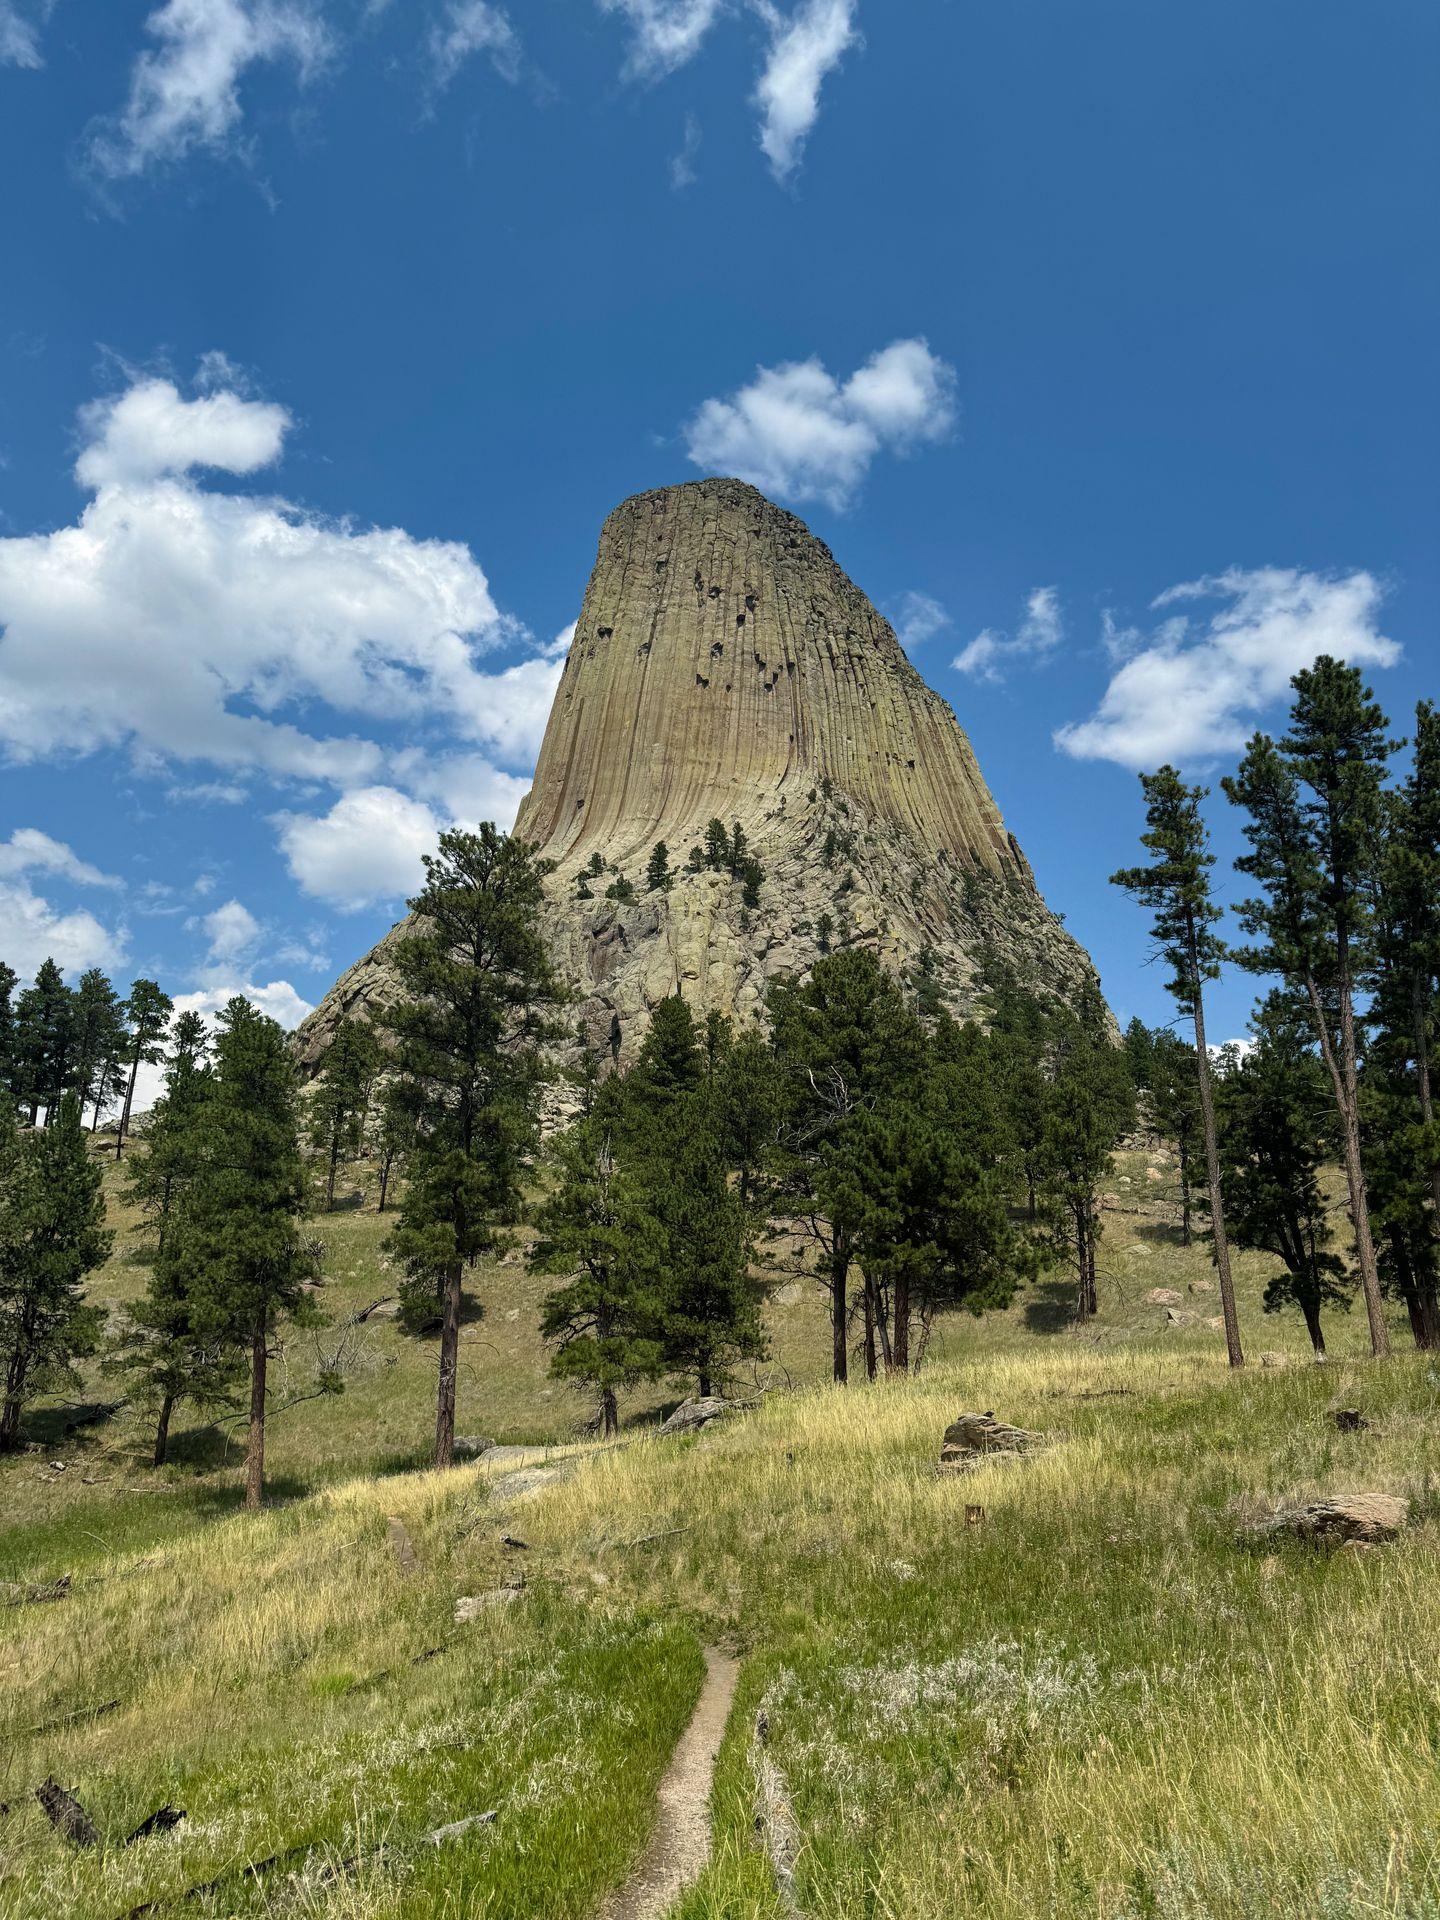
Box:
[35,1777,100,1847]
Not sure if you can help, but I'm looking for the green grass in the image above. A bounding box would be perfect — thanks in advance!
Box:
[2,1134,1435,1918]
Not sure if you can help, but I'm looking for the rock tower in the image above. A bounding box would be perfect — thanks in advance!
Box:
[298,478,1103,1066]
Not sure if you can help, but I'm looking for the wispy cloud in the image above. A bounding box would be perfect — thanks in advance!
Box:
[752,0,857,180]
[87,0,332,180]
[426,0,521,92]
[1055,567,1399,769]
[954,586,1063,683]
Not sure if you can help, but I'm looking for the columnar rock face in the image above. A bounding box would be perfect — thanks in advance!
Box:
[298,478,1103,1068]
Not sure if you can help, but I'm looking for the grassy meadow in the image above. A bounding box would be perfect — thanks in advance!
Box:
[2,1132,1438,1918]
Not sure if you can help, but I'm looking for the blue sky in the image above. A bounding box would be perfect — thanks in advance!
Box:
[0,0,1435,1048]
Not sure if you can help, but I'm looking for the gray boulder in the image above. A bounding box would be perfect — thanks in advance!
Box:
[659,1395,731,1437]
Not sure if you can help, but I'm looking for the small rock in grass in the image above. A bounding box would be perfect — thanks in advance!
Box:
[1165,1307,1197,1327]
[1145,1287,1183,1306]
[1260,1351,1290,1370]
[453,1435,497,1460]
[1188,1279,1214,1294]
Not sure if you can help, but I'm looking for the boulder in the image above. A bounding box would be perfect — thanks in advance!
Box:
[659,1395,731,1437]
[1165,1308,1197,1327]
[1188,1279,1214,1295]
[1145,1287,1183,1306]
[1250,1493,1408,1547]
[453,1435,497,1460]
[939,1410,1041,1469]
[490,1463,572,1501]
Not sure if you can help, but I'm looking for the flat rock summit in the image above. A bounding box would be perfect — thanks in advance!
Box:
[299,478,1102,1065]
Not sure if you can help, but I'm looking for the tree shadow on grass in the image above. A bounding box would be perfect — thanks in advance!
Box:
[1022,1278,1078,1335]
[1133,1220,1196,1250]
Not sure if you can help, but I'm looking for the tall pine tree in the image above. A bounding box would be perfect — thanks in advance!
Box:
[1224,660,1396,1356]
[114,979,173,1161]
[1112,766,1244,1365]
[386,827,561,1468]
[166,1000,317,1507]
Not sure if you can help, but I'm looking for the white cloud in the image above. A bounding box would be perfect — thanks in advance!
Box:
[0,882,126,980]
[0,367,554,788]
[670,111,701,190]
[753,0,857,180]
[89,0,332,179]
[598,0,726,79]
[0,828,121,889]
[1055,567,1400,770]
[954,585,1063,683]
[76,376,289,488]
[427,1,521,90]
[200,896,261,962]
[890,591,949,652]
[274,785,444,909]
[684,336,956,510]
[0,1,45,68]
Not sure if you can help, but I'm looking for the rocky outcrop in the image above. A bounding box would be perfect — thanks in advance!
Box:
[298,478,1105,1069]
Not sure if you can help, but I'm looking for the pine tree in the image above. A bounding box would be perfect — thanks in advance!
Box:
[164,999,317,1507]
[1112,767,1244,1365]
[0,1093,111,1449]
[72,968,127,1132]
[844,1017,1037,1373]
[646,841,672,892]
[768,951,928,1382]
[386,827,562,1468]
[1215,996,1350,1354]
[376,1084,418,1213]
[703,818,730,869]
[532,1115,665,1435]
[1370,699,1440,1332]
[13,959,76,1125]
[114,979,174,1161]
[1224,660,1397,1356]
[110,1013,232,1466]
[1123,1017,1155,1093]
[310,1019,382,1209]
[1038,1003,1136,1321]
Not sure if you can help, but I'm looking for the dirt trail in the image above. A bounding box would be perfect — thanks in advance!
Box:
[599,1647,740,1920]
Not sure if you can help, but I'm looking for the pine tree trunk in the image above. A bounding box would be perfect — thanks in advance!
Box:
[892,1270,910,1374]
[1299,1293,1326,1356]
[862,1277,877,1381]
[830,1234,848,1386]
[601,1385,618,1437]
[378,1153,393,1212]
[1073,1206,1090,1322]
[327,1124,340,1210]
[435,1261,462,1467]
[1190,970,1244,1368]
[153,1392,175,1467]
[115,1052,140,1162]
[1178,1135,1193,1247]
[1387,1225,1440,1351]
[1304,974,1388,1356]
[245,1324,267,1511]
[1412,978,1440,1226]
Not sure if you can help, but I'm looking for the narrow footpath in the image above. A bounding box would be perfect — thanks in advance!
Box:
[599,1648,740,1920]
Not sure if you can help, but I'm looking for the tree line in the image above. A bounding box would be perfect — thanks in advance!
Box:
[1,655,1435,1489]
